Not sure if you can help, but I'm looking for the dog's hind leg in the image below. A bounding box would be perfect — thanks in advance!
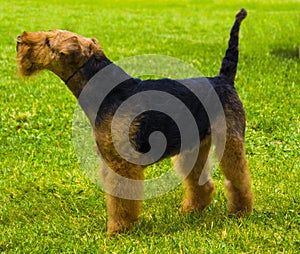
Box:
[174,136,215,213]
[220,134,253,216]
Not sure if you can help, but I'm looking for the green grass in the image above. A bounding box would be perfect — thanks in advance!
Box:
[1,0,299,253]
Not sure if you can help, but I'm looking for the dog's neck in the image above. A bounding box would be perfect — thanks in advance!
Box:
[65,54,112,98]
[64,53,136,126]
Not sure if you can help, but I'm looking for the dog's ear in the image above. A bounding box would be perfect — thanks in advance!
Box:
[89,38,104,59]
[21,31,45,45]
[58,36,82,56]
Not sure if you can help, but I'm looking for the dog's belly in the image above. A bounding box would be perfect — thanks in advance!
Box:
[133,108,211,161]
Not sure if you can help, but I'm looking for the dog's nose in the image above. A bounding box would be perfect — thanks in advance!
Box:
[16,36,22,52]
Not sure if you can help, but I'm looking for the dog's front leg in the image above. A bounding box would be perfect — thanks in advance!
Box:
[100,159,144,236]
[106,194,143,235]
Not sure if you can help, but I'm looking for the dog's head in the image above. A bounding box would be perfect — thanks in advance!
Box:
[16,30,103,81]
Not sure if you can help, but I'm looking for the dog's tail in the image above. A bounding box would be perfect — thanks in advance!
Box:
[219,8,247,84]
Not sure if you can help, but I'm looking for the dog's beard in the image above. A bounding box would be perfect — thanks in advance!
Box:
[18,61,40,76]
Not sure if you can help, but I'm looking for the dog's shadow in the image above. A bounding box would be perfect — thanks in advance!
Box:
[133,200,230,237]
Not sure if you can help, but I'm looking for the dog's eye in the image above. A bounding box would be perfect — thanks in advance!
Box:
[45,38,51,48]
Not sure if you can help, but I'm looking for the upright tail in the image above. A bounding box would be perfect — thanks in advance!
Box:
[219,8,247,84]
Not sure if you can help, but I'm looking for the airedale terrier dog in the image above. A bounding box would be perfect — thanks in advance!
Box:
[16,9,253,235]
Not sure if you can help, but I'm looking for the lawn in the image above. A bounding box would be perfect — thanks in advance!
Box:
[0,0,299,253]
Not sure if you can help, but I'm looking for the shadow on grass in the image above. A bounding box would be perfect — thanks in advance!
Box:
[133,205,268,238]
[135,203,229,236]
[270,48,299,60]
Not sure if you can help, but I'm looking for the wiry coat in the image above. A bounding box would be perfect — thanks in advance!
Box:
[16,9,253,235]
